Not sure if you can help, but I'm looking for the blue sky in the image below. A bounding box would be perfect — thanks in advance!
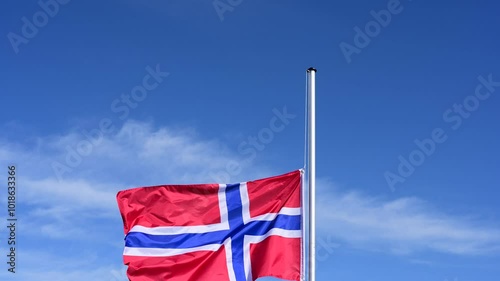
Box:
[1,0,500,280]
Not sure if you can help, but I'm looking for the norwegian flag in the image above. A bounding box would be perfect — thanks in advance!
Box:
[117,170,302,281]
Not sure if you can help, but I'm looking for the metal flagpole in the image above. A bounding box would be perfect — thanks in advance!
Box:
[306,67,316,281]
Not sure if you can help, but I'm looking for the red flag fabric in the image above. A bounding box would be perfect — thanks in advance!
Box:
[117,170,302,281]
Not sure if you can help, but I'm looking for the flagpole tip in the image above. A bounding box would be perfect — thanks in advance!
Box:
[307,67,317,72]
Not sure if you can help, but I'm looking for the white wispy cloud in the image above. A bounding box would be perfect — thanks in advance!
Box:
[317,179,500,255]
[0,120,499,279]
[0,120,268,242]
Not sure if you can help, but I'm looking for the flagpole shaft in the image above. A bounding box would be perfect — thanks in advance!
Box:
[306,67,316,281]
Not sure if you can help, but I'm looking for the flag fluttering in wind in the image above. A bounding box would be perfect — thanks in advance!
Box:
[117,170,303,281]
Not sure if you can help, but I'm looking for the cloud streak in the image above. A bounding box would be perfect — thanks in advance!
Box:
[317,179,500,255]
[0,120,499,279]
